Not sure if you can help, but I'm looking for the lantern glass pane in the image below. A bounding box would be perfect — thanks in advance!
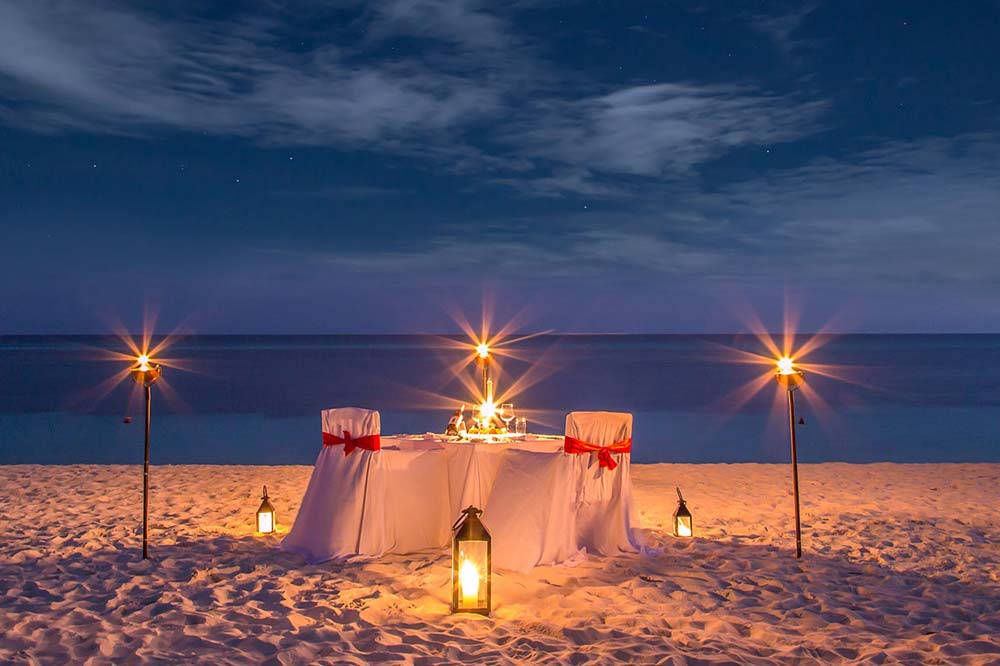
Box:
[257,511,274,533]
[676,515,692,537]
[455,540,488,610]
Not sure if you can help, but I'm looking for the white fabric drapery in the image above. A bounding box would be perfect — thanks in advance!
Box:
[281,408,450,564]
[282,412,637,570]
[564,411,638,557]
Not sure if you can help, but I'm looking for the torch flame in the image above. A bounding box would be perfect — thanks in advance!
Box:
[477,343,490,359]
[776,356,795,375]
[137,354,151,371]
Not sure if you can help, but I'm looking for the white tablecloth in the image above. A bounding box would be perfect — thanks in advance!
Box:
[384,434,565,519]
[284,433,635,571]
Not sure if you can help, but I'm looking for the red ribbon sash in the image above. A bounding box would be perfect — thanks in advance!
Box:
[563,436,631,470]
[322,430,381,456]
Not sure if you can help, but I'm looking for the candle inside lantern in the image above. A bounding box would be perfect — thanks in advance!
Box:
[459,558,480,606]
[257,510,273,534]
[676,518,692,537]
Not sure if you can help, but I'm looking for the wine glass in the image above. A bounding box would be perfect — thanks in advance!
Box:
[499,403,515,432]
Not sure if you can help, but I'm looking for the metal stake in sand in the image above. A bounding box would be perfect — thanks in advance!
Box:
[130,354,162,560]
[775,357,804,559]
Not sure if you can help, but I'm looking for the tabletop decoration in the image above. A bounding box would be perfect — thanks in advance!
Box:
[436,311,553,442]
[452,506,491,615]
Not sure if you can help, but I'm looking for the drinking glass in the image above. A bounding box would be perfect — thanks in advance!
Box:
[499,403,515,431]
[514,416,527,438]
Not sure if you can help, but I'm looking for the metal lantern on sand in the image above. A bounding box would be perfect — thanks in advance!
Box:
[452,506,491,615]
[673,487,693,537]
[256,486,276,534]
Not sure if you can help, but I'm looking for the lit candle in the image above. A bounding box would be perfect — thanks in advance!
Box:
[677,520,692,537]
[459,559,480,606]
[257,511,273,533]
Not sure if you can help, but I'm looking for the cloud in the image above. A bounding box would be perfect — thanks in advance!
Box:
[264,134,1000,289]
[0,1,506,146]
[686,134,1000,286]
[748,2,820,57]
[0,1,826,196]
[495,83,827,194]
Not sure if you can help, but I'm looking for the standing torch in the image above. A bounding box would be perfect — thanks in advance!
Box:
[130,354,162,560]
[775,357,804,558]
[477,343,491,400]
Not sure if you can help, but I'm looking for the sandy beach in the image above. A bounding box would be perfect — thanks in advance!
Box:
[1,462,998,665]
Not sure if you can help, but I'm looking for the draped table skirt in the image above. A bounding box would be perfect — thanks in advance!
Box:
[283,434,636,570]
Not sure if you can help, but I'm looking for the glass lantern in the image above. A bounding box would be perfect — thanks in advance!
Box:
[673,487,692,537]
[452,506,491,615]
[256,485,276,534]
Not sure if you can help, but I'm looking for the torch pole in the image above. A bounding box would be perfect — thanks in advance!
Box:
[787,388,802,559]
[482,357,490,400]
[143,385,151,560]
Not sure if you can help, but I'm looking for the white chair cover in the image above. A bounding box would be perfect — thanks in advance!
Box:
[282,408,450,563]
[565,411,638,556]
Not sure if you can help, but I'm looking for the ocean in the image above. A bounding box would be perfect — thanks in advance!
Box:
[1,334,997,465]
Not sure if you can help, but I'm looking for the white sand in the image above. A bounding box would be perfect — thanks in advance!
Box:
[1,463,998,665]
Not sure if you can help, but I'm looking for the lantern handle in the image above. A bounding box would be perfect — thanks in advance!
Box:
[452,505,482,530]
[262,485,269,499]
[676,487,685,503]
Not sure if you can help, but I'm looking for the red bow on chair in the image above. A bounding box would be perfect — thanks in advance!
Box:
[322,430,381,456]
[563,436,632,470]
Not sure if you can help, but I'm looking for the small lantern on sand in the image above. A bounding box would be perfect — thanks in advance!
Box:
[673,487,693,537]
[256,486,276,534]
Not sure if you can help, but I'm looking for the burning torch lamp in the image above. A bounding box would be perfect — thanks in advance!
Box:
[775,356,805,558]
[130,354,162,560]
[452,506,491,615]
[256,486,276,534]
[673,487,693,537]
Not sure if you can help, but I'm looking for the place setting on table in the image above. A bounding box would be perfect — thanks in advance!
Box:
[278,337,640,614]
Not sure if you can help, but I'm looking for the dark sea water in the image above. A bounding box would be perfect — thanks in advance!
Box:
[1,335,998,465]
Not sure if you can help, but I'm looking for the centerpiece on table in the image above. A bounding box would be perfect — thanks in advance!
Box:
[443,340,518,441]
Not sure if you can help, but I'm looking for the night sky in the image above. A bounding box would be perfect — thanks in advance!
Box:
[1,1,998,333]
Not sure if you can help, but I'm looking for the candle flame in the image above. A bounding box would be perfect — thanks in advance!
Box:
[459,559,480,605]
[257,511,273,533]
[479,400,495,420]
